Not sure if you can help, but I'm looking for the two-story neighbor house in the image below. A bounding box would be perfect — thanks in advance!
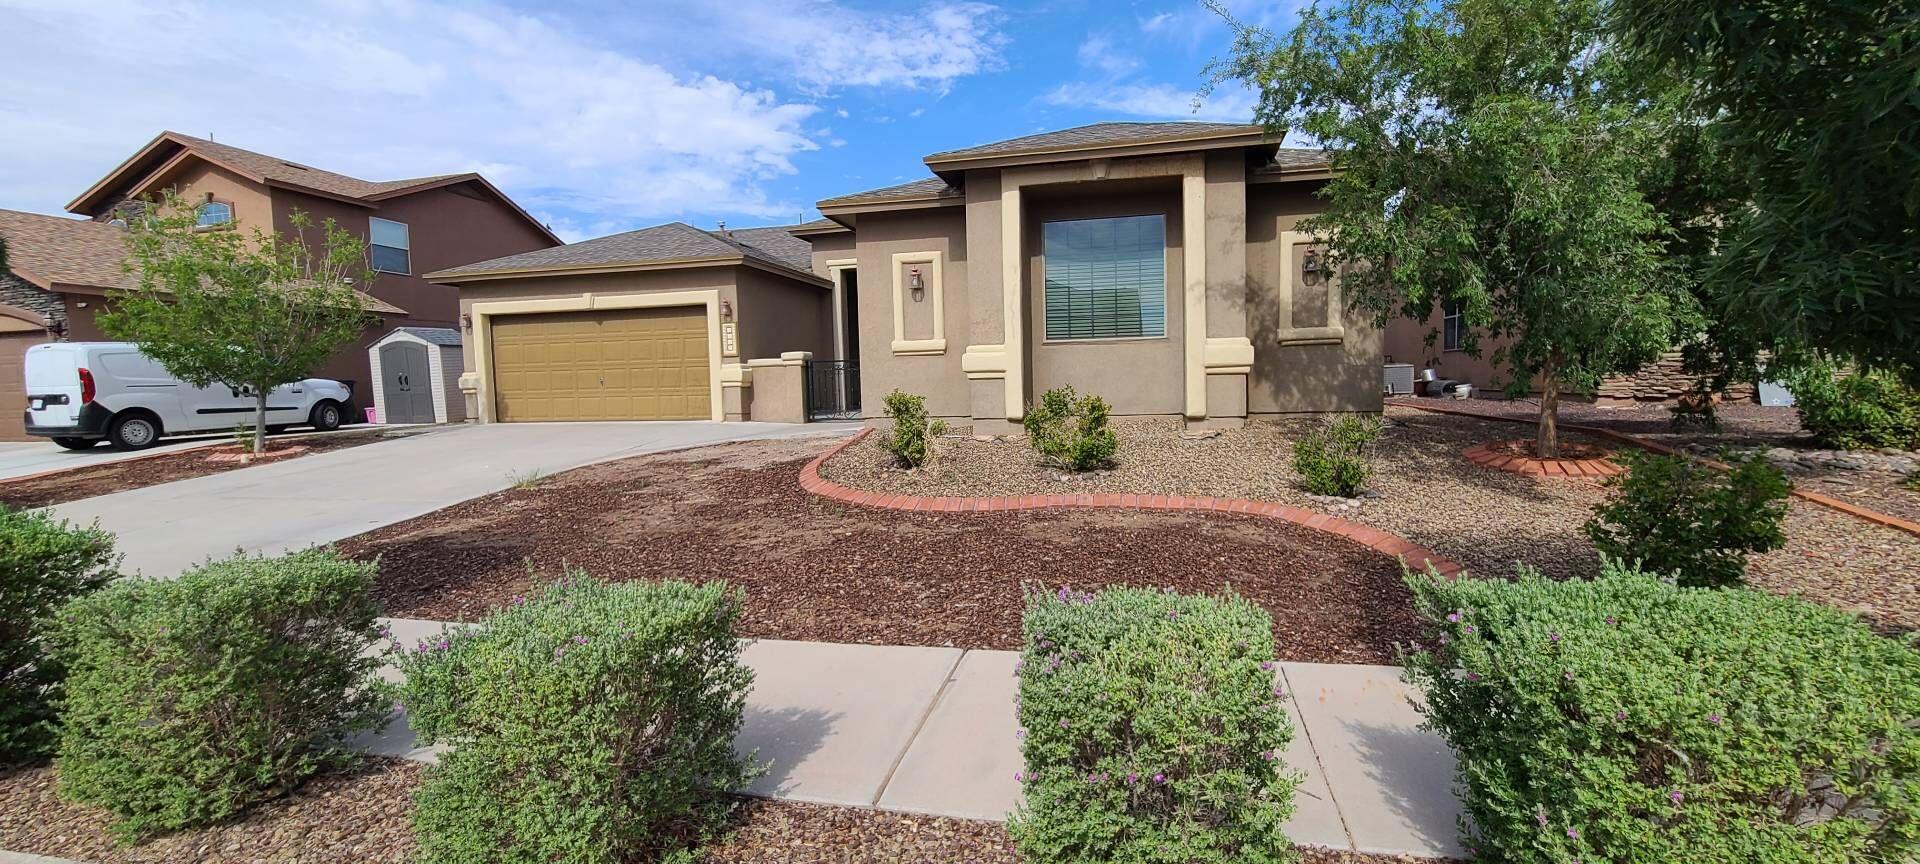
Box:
[0,131,562,425]
[433,122,1381,428]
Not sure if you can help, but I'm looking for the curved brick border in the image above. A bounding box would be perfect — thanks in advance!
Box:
[801,428,1464,577]
[1391,398,1920,538]
[1461,441,1624,478]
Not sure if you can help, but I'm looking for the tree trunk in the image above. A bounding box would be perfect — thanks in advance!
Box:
[1537,353,1562,459]
[253,390,269,455]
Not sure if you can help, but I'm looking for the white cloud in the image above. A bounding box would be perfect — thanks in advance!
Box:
[0,0,1009,241]
[1044,81,1258,123]
[1076,34,1140,77]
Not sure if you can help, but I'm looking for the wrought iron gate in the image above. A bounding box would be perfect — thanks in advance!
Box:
[804,360,861,420]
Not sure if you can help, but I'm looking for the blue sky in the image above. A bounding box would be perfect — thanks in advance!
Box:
[0,0,1302,242]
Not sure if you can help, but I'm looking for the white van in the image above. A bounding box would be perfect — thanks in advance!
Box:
[23,342,354,451]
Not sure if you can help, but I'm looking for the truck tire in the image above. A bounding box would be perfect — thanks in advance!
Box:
[108,413,161,451]
[309,400,344,432]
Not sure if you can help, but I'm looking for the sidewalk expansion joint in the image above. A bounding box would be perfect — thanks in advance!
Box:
[869,648,968,807]
[1281,664,1359,852]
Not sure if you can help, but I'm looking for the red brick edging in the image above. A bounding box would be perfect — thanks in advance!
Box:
[800,428,1464,577]
[1461,441,1625,478]
[1390,398,1920,538]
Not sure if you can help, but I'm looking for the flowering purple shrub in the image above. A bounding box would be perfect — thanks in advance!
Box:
[0,508,117,766]
[1010,585,1299,863]
[396,574,759,864]
[1404,560,1920,864]
[52,550,389,841]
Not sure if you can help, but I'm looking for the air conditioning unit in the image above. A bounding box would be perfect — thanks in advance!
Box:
[1383,363,1415,395]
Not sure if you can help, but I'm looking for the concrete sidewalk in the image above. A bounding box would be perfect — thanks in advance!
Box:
[48,421,854,579]
[368,618,1467,858]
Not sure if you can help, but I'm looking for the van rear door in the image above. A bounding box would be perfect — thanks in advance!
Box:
[24,344,82,429]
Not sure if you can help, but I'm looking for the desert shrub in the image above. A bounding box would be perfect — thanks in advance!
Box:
[398,574,759,864]
[1023,386,1118,472]
[1010,585,1299,864]
[1291,414,1383,497]
[880,388,947,468]
[53,550,389,841]
[1785,361,1920,450]
[0,508,118,765]
[1667,389,1720,430]
[1404,562,1920,864]
[1584,450,1790,588]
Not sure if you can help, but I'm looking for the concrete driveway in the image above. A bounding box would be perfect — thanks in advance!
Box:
[51,421,854,579]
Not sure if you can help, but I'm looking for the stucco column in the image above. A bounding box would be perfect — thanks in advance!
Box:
[1181,170,1208,419]
[1202,152,1252,421]
[960,170,1022,423]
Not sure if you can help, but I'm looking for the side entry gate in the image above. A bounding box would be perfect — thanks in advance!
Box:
[803,360,860,421]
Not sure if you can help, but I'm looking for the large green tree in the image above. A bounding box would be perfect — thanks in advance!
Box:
[101,193,373,454]
[1212,0,1701,455]
[1611,0,1919,380]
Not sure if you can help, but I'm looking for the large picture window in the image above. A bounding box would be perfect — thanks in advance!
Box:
[369,217,410,275]
[1042,214,1166,341]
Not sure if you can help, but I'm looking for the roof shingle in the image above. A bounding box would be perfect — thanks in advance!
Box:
[924,121,1264,163]
[816,177,962,208]
[430,222,819,280]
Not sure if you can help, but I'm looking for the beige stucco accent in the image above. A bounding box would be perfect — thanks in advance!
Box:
[996,153,1211,419]
[890,250,947,355]
[720,362,752,387]
[961,343,1011,380]
[825,258,856,362]
[1276,230,1345,344]
[468,289,725,423]
[1203,336,1256,375]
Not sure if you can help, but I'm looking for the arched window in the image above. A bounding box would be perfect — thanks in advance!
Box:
[196,200,233,228]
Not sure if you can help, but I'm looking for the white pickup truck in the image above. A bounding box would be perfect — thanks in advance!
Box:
[23,342,353,450]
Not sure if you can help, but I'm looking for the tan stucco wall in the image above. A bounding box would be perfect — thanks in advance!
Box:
[155,161,275,232]
[850,208,972,418]
[1023,179,1186,415]
[735,266,833,361]
[1245,181,1383,414]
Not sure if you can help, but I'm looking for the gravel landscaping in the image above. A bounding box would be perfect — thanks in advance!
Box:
[821,406,1920,636]
[1428,396,1920,523]
[341,436,1422,664]
[0,428,429,510]
[0,758,1450,863]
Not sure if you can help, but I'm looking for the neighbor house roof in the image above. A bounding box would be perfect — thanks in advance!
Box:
[924,121,1269,167]
[0,207,406,314]
[66,131,561,245]
[394,326,461,347]
[1257,148,1335,174]
[428,222,824,285]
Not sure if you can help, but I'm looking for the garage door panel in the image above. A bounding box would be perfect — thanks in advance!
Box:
[490,307,710,422]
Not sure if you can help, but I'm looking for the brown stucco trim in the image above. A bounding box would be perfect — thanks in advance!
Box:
[924,127,1270,173]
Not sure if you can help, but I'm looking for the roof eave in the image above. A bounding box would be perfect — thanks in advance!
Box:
[815,194,965,217]
[66,131,182,215]
[426,253,748,284]
[787,221,853,237]
[922,127,1273,175]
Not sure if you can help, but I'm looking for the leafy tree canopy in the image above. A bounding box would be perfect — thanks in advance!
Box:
[1211,0,1704,454]
[1611,0,1920,381]
[99,193,373,453]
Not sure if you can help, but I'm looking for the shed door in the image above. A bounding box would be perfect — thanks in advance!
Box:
[489,307,710,422]
[380,342,436,424]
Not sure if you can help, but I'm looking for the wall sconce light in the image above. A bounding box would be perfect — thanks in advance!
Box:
[908,267,925,301]
[460,312,472,332]
[720,299,734,322]
[1301,248,1324,286]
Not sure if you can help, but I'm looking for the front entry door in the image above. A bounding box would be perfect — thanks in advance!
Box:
[380,342,435,424]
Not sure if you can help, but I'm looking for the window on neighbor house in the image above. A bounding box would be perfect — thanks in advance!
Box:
[1443,301,1465,351]
[1042,214,1166,341]
[195,201,233,229]
[369,217,410,275]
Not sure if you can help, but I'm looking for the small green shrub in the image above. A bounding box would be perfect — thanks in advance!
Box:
[1404,562,1920,864]
[1023,386,1118,472]
[398,574,759,864]
[0,508,118,765]
[1010,585,1299,864]
[1785,361,1920,450]
[1584,450,1790,588]
[880,388,947,468]
[1291,414,1383,497]
[53,550,389,841]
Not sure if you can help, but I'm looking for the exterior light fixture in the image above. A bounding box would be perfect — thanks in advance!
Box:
[720,299,734,322]
[908,267,925,301]
[460,312,472,332]
[1301,248,1324,286]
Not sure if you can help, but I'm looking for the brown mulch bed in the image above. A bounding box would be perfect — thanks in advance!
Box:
[821,407,1920,637]
[341,436,1421,665]
[1439,397,1920,523]
[0,429,422,510]
[0,758,1448,863]
[0,758,423,863]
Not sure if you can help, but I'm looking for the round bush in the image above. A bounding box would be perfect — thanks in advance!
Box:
[0,508,118,766]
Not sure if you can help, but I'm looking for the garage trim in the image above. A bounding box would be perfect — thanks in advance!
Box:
[470,289,725,423]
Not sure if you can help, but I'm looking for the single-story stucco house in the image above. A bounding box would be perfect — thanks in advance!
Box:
[431,121,1383,428]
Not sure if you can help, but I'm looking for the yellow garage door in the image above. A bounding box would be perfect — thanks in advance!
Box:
[490,307,710,421]
[0,329,41,441]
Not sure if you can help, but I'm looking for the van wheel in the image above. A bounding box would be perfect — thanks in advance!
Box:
[52,437,99,451]
[309,401,344,432]
[108,413,161,451]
